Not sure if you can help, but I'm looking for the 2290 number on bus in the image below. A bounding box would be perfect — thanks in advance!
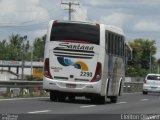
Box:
[80,71,92,77]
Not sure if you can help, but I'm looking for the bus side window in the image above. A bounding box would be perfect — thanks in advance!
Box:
[117,35,120,56]
[105,30,108,53]
[119,36,122,56]
[108,32,112,54]
[122,37,125,56]
[112,33,115,55]
[115,35,118,55]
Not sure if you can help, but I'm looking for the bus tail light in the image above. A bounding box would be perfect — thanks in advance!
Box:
[96,23,100,28]
[144,79,147,84]
[53,20,58,25]
[91,62,102,82]
[44,58,53,79]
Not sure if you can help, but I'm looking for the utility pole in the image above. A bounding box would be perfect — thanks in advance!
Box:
[149,52,152,73]
[21,35,27,80]
[61,0,80,21]
[30,46,33,76]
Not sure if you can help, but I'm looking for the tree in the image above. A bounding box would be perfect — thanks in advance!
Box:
[33,34,46,61]
[127,38,157,77]
[0,34,30,61]
[157,59,160,74]
[0,39,8,60]
[0,34,46,61]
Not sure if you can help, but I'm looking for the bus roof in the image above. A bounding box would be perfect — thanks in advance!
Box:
[51,20,98,26]
[105,25,125,36]
[50,20,125,36]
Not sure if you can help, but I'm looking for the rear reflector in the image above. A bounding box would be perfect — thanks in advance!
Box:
[44,58,53,79]
[96,23,100,28]
[53,20,58,25]
[91,62,102,82]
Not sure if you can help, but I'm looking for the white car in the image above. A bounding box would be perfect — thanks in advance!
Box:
[143,74,160,94]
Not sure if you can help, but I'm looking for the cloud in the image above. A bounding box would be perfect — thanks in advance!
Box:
[72,6,88,21]
[134,20,160,32]
[99,13,130,27]
[24,29,47,44]
[32,29,47,38]
[85,0,160,6]
[0,0,50,26]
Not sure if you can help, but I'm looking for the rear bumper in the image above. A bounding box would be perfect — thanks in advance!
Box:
[43,77,102,95]
[143,85,160,92]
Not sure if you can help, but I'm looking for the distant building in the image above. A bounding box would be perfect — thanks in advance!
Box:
[0,60,43,76]
[0,70,19,81]
[0,70,19,95]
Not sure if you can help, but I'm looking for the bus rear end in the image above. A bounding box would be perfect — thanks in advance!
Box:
[43,20,102,101]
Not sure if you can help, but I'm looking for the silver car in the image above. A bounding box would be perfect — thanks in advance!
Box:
[143,74,160,94]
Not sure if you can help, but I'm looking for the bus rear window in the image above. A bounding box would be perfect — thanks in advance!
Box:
[50,22,100,45]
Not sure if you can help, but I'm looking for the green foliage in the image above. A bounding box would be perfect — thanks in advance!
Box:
[33,35,46,61]
[26,75,41,81]
[0,34,46,61]
[0,34,159,77]
[127,38,157,77]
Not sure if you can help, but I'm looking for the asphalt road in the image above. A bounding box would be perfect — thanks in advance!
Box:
[0,93,160,120]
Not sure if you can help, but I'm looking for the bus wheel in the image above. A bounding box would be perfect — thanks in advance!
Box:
[68,96,75,102]
[143,91,148,95]
[50,91,57,101]
[98,96,106,104]
[110,96,118,103]
[91,96,106,104]
[57,94,66,102]
[118,81,122,96]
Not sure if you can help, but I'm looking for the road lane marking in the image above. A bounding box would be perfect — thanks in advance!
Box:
[123,92,141,95]
[141,99,149,101]
[80,105,96,108]
[28,110,51,114]
[116,101,127,104]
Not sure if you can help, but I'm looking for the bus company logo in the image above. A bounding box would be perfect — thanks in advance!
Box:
[57,57,89,71]
[55,43,94,51]
[53,42,95,59]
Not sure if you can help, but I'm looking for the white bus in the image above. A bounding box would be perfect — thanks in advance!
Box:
[43,20,131,104]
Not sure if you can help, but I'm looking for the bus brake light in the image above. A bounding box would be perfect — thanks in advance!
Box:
[91,62,102,82]
[44,58,53,79]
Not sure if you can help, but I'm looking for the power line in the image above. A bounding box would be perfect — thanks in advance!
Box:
[61,0,80,21]
[0,19,50,28]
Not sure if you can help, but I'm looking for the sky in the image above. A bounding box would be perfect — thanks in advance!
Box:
[0,0,160,58]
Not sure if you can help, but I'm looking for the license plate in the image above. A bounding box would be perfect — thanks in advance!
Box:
[66,84,76,88]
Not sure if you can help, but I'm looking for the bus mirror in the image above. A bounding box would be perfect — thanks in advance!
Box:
[125,43,132,61]
[127,52,132,61]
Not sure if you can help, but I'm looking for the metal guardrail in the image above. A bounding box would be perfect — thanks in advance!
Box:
[0,80,143,98]
[123,82,143,93]
[0,81,42,88]
[0,80,44,98]
[0,81,143,93]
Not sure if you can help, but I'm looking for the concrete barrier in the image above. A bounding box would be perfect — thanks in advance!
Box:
[123,82,143,93]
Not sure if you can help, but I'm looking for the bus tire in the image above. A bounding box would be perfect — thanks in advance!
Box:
[97,81,109,104]
[143,91,148,95]
[57,94,66,102]
[50,91,57,101]
[118,81,122,96]
[68,96,75,102]
[110,96,118,103]
[98,96,106,104]
[91,96,106,104]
